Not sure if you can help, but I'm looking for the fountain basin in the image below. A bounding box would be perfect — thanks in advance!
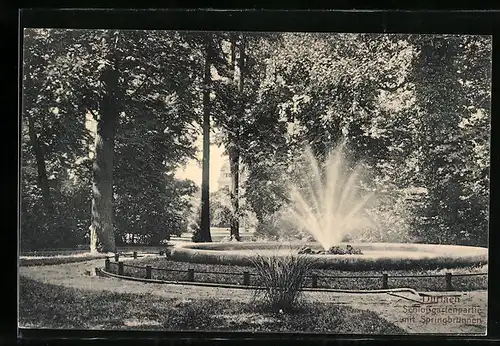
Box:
[168,242,488,271]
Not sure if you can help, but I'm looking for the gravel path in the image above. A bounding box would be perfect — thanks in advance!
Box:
[19,259,487,335]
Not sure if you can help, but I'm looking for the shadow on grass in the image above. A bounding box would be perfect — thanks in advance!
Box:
[18,276,407,334]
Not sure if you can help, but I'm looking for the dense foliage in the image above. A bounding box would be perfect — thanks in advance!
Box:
[21,29,199,249]
[21,30,490,250]
[239,33,490,247]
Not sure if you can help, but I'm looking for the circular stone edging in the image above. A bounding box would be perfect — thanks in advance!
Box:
[167,242,488,270]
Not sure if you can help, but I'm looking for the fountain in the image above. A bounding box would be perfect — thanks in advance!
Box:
[289,142,372,254]
[168,143,488,270]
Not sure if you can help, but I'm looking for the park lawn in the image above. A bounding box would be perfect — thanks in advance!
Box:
[18,276,406,334]
[110,257,487,292]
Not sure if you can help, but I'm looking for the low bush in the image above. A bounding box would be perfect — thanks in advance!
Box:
[249,248,314,312]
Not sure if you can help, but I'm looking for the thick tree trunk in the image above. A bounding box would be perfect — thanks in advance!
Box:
[90,65,119,253]
[199,36,213,242]
[25,111,53,214]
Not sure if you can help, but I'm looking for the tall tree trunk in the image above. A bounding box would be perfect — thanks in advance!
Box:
[25,111,54,215]
[199,35,213,242]
[229,35,245,241]
[90,63,119,253]
[228,145,240,241]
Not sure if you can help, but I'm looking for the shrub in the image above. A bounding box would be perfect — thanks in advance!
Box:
[253,208,304,242]
[249,248,314,313]
[190,222,203,242]
[254,215,280,241]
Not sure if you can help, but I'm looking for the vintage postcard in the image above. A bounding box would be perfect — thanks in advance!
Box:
[19,28,490,335]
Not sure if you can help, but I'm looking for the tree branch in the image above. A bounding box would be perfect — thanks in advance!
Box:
[128,77,148,98]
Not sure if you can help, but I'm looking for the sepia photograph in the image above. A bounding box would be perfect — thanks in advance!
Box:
[18,29,490,335]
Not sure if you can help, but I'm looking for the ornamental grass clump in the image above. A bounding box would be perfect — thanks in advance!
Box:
[250,248,314,313]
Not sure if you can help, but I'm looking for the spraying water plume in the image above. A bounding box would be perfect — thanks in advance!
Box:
[289,142,375,251]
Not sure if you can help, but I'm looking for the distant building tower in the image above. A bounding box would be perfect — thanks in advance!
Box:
[217,160,232,191]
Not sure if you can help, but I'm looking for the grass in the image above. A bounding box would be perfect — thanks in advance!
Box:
[18,276,407,334]
[108,256,487,292]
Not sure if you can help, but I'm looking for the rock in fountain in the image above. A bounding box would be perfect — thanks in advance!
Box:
[289,142,374,253]
[298,244,363,255]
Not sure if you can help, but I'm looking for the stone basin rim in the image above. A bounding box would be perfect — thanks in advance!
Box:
[172,241,488,255]
[168,242,488,270]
